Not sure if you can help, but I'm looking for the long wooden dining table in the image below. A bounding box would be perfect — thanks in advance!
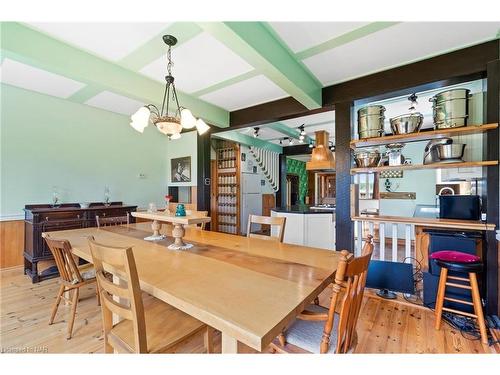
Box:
[46,222,341,353]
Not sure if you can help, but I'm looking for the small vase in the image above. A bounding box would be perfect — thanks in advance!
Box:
[175,203,186,217]
[165,199,170,214]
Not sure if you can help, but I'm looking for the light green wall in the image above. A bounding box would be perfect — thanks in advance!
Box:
[0,83,169,217]
[378,141,437,217]
[166,130,198,187]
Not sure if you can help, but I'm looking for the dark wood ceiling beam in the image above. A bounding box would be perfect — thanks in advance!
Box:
[230,97,334,128]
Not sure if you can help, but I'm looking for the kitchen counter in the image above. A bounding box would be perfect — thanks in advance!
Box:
[352,214,495,231]
[271,205,335,214]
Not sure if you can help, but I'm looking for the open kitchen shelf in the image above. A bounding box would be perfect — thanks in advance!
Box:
[350,160,498,174]
[350,123,498,149]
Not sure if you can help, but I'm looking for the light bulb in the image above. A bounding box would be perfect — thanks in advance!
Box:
[170,132,182,140]
[309,143,314,149]
[299,134,305,141]
[195,118,210,135]
[180,108,196,129]
[130,106,150,133]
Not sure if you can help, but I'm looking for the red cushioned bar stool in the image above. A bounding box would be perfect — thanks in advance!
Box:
[430,250,488,344]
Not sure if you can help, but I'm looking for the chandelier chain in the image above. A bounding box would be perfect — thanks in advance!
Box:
[167,45,173,76]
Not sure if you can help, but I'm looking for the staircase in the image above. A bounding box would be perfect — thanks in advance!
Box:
[249,146,280,192]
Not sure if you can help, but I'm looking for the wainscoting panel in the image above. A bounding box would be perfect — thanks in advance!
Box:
[0,220,24,269]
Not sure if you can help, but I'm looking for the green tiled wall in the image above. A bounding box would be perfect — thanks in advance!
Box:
[286,158,308,204]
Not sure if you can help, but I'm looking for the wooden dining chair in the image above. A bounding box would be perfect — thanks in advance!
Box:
[41,233,100,339]
[270,237,374,354]
[310,235,374,307]
[246,215,286,242]
[88,238,214,353]
[96,213,130,229]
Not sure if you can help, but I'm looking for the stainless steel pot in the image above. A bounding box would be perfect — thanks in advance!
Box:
[389,113,424,134]
[429,88,471,129]
[436,143,466,163]
[358,105,385,138]
[353,149,381,168]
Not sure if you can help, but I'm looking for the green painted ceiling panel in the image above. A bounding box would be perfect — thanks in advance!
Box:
[1,22,229,127]
[119,22,203,71]
[296,22,400,60]
[198,21,322,109]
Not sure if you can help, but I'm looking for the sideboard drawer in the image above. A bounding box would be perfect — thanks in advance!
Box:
[90,208,133,219]
[41,211,85,222]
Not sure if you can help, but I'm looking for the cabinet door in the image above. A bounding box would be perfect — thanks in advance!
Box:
[271,212,304,245]
[304,214,335,250]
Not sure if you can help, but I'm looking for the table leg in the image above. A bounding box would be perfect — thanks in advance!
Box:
[221,333,238,353]
[144,220,166,241]
[167,223,193,250]
[172,223,186,247]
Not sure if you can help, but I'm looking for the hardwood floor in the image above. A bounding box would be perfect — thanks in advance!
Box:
[0,267,496,354]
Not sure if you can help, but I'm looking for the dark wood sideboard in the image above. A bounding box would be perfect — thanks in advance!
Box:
[23,202,137,283]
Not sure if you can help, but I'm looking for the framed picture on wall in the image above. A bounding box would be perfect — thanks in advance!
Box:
[171,156,191,183]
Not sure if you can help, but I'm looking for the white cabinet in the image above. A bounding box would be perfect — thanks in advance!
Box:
[270,212,304,246]
[271,211,335,250]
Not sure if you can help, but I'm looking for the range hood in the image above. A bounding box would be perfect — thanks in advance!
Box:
[306,130,335,171]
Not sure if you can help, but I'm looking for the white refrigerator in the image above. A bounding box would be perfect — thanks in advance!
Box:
[241,172,263,235]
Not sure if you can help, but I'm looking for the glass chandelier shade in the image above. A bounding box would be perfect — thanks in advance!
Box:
[130,106,151,133]
[130,35,210,139]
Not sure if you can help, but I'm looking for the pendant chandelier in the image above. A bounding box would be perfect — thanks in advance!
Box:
[130,35,210,139]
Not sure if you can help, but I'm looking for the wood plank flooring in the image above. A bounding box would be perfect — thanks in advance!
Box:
[0,267,496,354]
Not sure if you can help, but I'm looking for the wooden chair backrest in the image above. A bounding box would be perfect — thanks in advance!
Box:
[246,215,286,242]
[42,234,83,285]
[185,210,208,216]
[185,210,208,229]
[322,236,374,354]
[88,238,146,353]
[96,213,130,229]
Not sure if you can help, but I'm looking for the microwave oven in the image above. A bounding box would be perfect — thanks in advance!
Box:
[439,195,481,221]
